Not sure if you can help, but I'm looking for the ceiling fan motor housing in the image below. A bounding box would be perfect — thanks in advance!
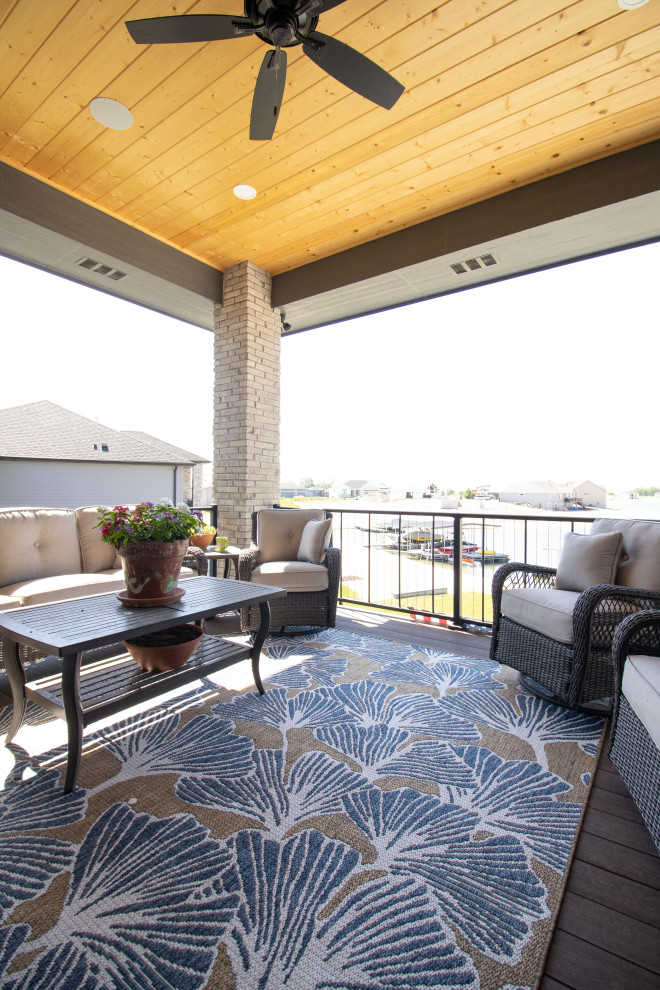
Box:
[248,0,318,48]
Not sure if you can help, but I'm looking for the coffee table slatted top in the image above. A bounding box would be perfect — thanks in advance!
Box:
[0,577,285,655]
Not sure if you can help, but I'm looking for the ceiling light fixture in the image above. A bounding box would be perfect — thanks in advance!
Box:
[617,0,649,7]
[233,184,257,200]
[89,97,134,130]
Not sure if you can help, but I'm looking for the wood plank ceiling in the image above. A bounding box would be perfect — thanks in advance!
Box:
[1,0,659,278]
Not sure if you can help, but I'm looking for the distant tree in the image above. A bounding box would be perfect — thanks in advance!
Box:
[634,486,659,496]
[300,477,315,489]
[447,488,455,495]
[461,489,475,499]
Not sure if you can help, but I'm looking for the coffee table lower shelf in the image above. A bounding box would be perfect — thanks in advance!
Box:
[25,635,253,727]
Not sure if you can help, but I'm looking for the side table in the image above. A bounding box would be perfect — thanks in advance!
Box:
[205,545,242,579]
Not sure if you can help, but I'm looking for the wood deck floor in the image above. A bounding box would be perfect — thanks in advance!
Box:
[335,607,660,990]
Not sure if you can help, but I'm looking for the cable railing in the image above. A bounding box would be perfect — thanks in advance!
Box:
[326,506,596,629]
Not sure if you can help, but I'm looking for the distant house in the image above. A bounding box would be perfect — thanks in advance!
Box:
[499,479,607,511]
[499,481,570,510]
[567,480,607,509]
[0,401,209,509]
[280,481,329,498]
[330,479,390,499]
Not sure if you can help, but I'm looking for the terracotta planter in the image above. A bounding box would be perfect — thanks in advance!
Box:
[116,539,189,607]
[189,533,215,549]
[123,623,203,672]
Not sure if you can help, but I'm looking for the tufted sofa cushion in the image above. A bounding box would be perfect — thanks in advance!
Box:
[0,508,82,587]
[256,508,328,563]
[76,506,119,573]
[591,518,660,591]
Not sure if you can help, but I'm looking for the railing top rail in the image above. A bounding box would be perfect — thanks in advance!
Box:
[321,506,601,524]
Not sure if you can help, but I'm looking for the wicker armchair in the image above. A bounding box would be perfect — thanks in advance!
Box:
[238,508,340,633]
[490,518,660,713]
[608,610,660,851]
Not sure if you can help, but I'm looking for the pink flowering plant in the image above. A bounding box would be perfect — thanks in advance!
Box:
[95,500,203,548]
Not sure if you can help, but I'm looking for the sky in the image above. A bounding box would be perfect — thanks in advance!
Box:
[1,239,658,493]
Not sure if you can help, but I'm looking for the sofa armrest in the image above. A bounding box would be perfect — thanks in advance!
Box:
[0,595,21,612]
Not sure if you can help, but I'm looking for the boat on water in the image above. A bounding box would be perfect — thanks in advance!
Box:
[462,550,510,564]
[418,546,510,565]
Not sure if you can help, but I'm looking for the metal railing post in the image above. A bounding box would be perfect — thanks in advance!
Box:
[453,515,462,626]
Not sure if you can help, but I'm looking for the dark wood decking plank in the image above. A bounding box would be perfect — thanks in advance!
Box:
[539,977,572,990]
[587,784,655,825]
[580,807,659,856]
[543,930,660,990]
[565,859,660,927]
[554,890,660,970]
[574,831,660,889]
[593,764,635,797]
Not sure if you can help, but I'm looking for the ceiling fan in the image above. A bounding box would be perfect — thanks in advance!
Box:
[125,0,404,140]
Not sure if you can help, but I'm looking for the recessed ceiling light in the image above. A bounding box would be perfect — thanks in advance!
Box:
[89,97,133,130]
[617,0,649,7]
[233,184,257,200]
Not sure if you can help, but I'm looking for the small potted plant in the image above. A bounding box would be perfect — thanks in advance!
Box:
[96,500,203,606]
[189,524,217,550]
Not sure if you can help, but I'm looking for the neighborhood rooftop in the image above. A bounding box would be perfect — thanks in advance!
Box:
[0,401,208,466]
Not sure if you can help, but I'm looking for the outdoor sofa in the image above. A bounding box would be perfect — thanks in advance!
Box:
[0,506,206,676]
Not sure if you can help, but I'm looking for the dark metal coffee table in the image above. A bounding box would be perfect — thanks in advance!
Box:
[0,576,285,792]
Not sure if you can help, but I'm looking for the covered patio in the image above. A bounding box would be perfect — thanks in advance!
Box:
[1,0,659,545]
[1,2,659,987]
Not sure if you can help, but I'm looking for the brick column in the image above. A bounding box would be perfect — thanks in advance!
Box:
[213,261,281,548]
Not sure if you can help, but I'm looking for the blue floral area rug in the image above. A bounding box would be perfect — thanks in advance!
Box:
[0,628,604,990]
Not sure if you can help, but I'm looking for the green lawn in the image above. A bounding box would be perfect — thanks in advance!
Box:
[339,586,493,624]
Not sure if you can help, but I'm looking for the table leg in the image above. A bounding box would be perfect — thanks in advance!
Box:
[61,652,84,793]
[3,636,26,746]
[250,601,270,695]
[223,559,230,579]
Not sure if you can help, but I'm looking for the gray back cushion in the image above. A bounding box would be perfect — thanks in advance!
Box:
[591,518,660,591]
[555,530,623,592]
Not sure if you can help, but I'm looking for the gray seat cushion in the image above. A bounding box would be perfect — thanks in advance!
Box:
[501,587,581,645]
[252,561,329,592]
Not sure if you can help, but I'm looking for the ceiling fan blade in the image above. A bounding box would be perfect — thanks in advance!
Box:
[125,14,255,45]
[250,48,288,141]
[302,31,403,109]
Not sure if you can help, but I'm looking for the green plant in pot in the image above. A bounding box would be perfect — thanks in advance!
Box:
[96,500,203,607]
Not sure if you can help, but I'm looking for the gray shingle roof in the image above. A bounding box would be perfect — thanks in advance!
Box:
[0,401,209,465]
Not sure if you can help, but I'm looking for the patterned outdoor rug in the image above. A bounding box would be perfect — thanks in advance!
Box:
[0,629,605,990]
